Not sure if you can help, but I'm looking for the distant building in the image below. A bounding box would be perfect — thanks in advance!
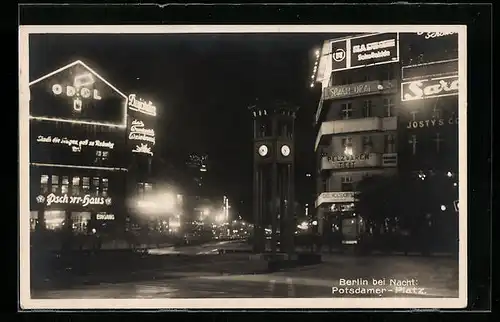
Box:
[185,153,209,192]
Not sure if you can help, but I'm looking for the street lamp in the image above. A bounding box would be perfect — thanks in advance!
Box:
[440,205,447,211]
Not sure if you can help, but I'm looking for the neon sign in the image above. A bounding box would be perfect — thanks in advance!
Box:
[401,75,459,101]
[128,94,156,117]
[37,193,112,207]
[51,72,102,112]
[132,143,153,156]
[417,31,457,39]
[36,135,114,151]
[29,60,128,128]
[96,213,115,220]
[129,120,155,144]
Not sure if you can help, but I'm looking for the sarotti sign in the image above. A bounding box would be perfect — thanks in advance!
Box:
[401,75,459,101]
[36,193,112,207]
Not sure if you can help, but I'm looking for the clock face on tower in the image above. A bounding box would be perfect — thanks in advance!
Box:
[281,144,290,157]
[258,144,269,157]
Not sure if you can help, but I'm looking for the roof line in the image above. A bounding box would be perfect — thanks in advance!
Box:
[29,60,128,99]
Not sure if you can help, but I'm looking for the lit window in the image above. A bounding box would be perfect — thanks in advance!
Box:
[145,183,153,193]
[82,177,90,193]
[102,178,109,197]
[342,137,353,155]
[102,151,109,160]
[40,174,49,194]
[72,176,80,195]
[51,175,59,185]
[341,176,353,191]
[92,177,100,195]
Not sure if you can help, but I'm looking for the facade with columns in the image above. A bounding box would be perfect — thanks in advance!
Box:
[313,32,459,241]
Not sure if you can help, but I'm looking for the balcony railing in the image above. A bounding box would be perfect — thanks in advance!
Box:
[315,116,397,150]
[315,191,358,208]
[322,80,397,101]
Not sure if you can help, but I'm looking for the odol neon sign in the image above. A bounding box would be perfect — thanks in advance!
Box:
[52,72,102,112]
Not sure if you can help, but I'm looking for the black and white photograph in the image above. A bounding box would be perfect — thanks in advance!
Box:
[19,25,467,310]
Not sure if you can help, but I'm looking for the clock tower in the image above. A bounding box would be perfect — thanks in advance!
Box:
[249,101,298,256]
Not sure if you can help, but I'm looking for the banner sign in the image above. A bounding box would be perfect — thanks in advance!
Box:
[330,33,399,72]
[36,193,112,207]
[401,75,459,102]
[350,33,399,68]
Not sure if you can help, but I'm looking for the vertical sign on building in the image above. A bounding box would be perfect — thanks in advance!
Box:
[127,94,157,157]
[330,40,348,72]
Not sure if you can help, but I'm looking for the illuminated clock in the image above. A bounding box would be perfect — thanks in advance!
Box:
[258,144,269,157]
[281,144,291,157]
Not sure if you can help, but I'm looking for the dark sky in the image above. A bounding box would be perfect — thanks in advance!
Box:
[29,33,346,216]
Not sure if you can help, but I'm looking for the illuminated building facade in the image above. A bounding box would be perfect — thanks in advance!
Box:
[313,33,400,241]
[313,32,460,244]
[29,60,162,241]
[29,60,129,236]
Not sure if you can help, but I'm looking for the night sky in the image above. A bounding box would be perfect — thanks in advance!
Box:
[29,33,346,218]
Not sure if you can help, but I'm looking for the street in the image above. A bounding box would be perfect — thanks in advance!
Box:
[32,244,459,299]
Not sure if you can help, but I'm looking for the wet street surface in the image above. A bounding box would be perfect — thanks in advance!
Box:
[32,251,459,299]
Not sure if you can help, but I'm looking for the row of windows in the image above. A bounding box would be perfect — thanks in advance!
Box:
[338,97,396,119]
[321,131,448,158]
[320,134,397,157]
[40,175,109,196]
[330,67,395,86]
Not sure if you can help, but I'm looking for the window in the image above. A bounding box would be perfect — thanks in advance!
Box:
[40,174,49,194]
[362,136,373,153]
[102,178,109,197]
[433,133,444,154]
[61,176,69,194]
[82,177,90,193]
[408,135,417,155]
[144,183,153,193]
[342,137,353,155]
[432,105,442,119]
[51,175,59,193]
[95,150,109,164]
[381,67,394,81]
[71,176,80,195]
[385,134,396,153]
[92,177,100,195]
[362,74,371,82]
[340,102,353,120]
[321,178,327,191]
[341,176,353,191]
[363,100,373,118]
[383,97,395,117]
[341,77,352,85]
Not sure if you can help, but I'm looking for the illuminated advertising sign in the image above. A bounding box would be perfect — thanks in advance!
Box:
[330,33,399,72]
[36,135,115,153]
[399,32,458,65]
[127,97,156,157]
[29,60,128,128]
[36,193,112,207]
[330,40,348,71]
[325,153,374,169]
[350,33,399,68]
[128,94,157,117]
[401,75,459,101]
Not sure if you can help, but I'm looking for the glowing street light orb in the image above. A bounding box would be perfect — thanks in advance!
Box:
[440,205,447,211]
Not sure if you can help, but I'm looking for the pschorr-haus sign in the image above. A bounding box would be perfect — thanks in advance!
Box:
[401,75,459,102]
[315,191,358,207]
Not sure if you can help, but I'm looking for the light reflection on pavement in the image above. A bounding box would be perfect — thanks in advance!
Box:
[32,254,459,299]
